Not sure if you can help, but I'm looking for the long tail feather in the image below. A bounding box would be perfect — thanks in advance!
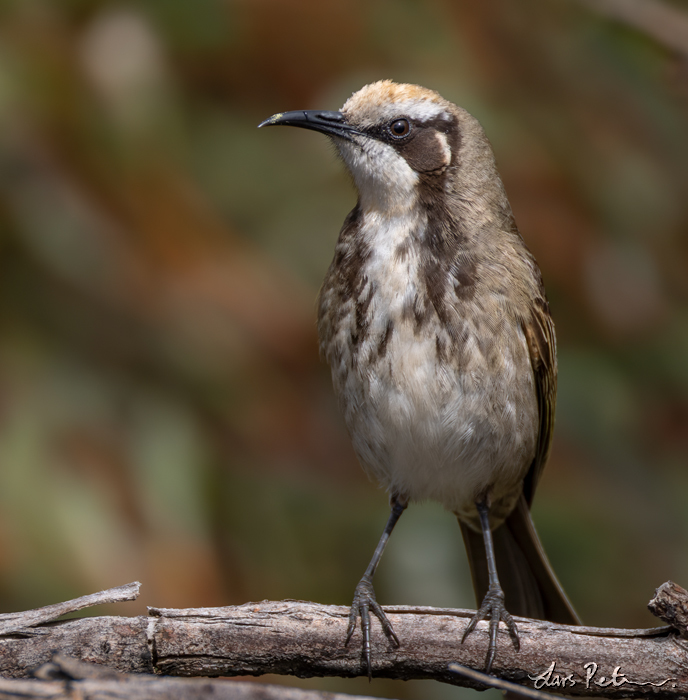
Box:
[460,495,579,625]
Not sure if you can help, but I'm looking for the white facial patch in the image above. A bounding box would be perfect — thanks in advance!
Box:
[435,131,451,167]
[379,100,449,124]
[336,136,419,214]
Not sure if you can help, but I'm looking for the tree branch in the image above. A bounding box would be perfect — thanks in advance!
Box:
[147,601,681,695]
[648,580,688,636]
[1,655,382,700]
[0,582,685,698]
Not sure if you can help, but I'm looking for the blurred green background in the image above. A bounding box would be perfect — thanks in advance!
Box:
[1,0,688,697]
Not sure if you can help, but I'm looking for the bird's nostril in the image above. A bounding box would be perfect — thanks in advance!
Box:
[318,111,344,122]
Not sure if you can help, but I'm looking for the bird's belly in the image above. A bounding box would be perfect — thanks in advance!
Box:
[332,318,538,520]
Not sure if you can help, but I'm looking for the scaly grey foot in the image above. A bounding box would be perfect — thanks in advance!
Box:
[462,585,520,673]
[345,575,399,680]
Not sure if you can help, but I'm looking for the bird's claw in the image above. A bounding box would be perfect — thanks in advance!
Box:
[345,576,399,680]
[461,585,519,674]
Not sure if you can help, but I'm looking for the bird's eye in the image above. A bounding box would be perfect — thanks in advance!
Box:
[389,118,411,138]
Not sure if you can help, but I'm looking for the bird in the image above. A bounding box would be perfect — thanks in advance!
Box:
[259,80,578,677]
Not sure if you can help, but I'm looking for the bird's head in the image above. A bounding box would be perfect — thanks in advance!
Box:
[260,80,499,215]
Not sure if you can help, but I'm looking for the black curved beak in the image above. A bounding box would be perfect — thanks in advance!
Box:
[258,110,358,140]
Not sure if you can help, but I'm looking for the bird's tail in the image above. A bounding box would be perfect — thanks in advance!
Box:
[460,494,579,625]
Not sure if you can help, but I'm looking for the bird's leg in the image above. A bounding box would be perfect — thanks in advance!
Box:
[461,498,520,673]
[346,494,407,679]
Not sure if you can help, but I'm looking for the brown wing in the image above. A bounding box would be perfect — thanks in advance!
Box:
[462,294,576,623]
[521,296,557,506]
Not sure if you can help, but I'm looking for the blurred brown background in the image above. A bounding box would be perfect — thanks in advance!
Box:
[1,0,687,698]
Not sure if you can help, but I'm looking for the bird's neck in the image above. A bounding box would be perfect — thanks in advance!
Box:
[356,205,426,263]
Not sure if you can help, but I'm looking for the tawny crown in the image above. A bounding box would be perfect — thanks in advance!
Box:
[341,80,453,130]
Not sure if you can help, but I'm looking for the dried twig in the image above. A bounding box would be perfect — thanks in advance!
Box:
[449,663,559,699]
[0,582,140,636]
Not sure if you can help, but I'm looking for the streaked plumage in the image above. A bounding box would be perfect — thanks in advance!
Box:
[260,80,577,677]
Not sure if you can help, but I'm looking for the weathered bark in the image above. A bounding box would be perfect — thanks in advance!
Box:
[0,582,140,636]
[0,583,685,698]
[147,601,682,696]
[648,581,688,638]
